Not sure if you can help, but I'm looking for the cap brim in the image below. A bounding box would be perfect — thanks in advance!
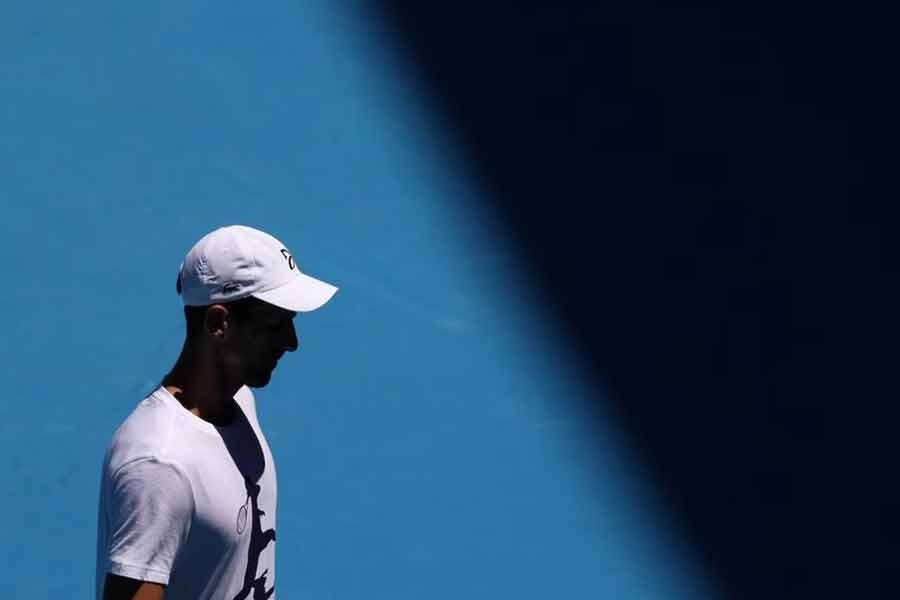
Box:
[252,272,338,312]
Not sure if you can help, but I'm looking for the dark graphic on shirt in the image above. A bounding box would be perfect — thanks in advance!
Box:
[233,476,276,600]
[236,499,249,534]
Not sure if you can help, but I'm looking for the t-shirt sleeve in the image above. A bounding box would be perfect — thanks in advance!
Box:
[103,457,194,585]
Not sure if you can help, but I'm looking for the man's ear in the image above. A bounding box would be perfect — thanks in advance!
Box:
[204,305,230,340]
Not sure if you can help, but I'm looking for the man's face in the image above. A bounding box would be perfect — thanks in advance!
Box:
[222,299,299,388]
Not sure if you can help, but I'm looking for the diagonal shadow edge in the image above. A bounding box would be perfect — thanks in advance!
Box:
[368,2,898,599]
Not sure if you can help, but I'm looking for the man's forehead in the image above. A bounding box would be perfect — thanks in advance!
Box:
[249,300,296,319]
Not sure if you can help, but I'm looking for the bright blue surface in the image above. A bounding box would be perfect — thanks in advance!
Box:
[1,3,717,598]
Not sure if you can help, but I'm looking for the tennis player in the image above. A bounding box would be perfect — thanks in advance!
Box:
[95,225,338,600]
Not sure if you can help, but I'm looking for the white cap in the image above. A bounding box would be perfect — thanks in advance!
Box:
[177,225,338,312]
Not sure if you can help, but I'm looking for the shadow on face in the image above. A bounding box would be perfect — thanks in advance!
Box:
[185,297,299,388]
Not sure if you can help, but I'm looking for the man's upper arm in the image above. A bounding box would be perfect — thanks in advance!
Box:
[102,458,193,588]
[103,574,165,600]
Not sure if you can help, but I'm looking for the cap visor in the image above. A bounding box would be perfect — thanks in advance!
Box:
[252,272,338,312]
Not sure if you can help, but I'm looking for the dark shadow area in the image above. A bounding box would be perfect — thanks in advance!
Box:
[218,406,276,600]
[374,2,896,598]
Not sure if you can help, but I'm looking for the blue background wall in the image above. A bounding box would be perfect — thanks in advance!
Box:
[0,3,717,598]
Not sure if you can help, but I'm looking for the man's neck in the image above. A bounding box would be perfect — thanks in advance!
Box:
[162,347,242,426]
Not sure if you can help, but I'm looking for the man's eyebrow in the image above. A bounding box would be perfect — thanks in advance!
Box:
[259,309,295,321]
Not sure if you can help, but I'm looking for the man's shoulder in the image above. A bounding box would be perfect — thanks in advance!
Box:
[104,388,180,475]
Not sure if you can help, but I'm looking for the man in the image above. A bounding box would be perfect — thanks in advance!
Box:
[95,225,338,600]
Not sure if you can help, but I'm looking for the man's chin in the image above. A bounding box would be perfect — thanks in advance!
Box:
[245,371,273,389]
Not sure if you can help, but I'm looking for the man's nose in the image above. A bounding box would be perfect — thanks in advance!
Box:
[283,321,299,352]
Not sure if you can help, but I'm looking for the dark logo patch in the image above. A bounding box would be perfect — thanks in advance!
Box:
[279,248,296,271]
[233,477,276,600]
[224,282,242,294]
[236,499,248,534]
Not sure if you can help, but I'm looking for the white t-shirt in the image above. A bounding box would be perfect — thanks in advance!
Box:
[95,386,277,600]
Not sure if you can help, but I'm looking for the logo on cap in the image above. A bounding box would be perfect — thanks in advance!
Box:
[280,248,297,271]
